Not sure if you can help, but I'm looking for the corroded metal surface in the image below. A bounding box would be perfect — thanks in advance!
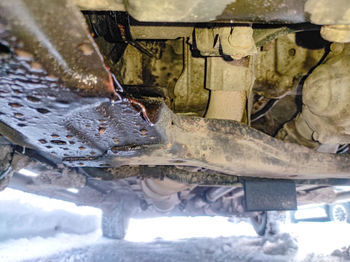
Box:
[124,0,307,23]
[95,105,350,179]
[278,44,350,146]
[0,48,161,165]
[0,0,115,97]
[305,0,350,25]
[0,0,162,166]
[0,142,13,191]
[85,166,240,186]
[1,0,350,181]
[0,53,161,165]
[219,0,307,23]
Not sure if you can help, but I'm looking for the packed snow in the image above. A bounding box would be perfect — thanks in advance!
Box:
[0,188,349,262]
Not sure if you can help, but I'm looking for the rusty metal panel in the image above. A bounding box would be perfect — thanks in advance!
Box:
[0,50,162,165]
[0,0,114,96]
[0,0,162,166]
[2,0,350,181]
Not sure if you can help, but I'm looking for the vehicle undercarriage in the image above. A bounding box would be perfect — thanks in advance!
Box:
[1,0,350,238]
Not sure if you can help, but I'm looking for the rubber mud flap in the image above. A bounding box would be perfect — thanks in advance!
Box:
[243,178,297,211]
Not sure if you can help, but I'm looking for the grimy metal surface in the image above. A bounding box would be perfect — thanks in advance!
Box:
[244,179,297,211]
[0,0,162,167]
[125,0,307,23]
[1,0,350,180]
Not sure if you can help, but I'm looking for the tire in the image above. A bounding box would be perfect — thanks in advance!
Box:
[329,203,350,223]
[249,212,268,236]
[102,204,129,239]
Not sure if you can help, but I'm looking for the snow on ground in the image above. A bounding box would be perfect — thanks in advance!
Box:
[125,217,256,242]
[0,188,103,261]
[0,231,110,262]
[24,231,347,262]
[0,188,101,241]
[0,189,350,262]
[287,222,350,260]
[27,236,294,262]
[0,188,100,215]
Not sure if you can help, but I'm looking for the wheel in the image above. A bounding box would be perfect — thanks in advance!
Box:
[329,203,350,223]
[102,204,130,239]
[249,212,268,236]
